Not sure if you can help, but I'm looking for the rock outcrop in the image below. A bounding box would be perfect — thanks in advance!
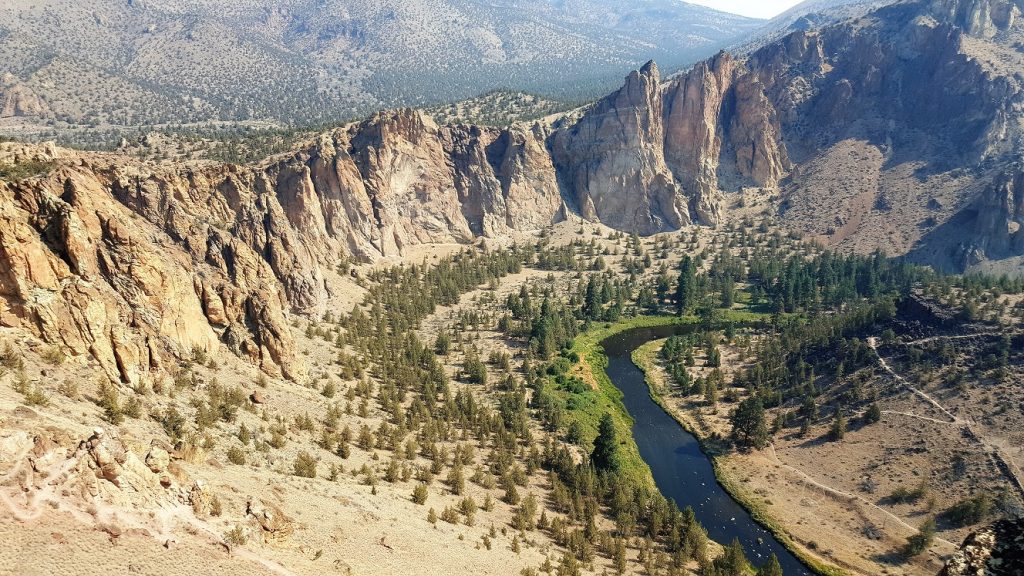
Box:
[0,112,565,382]
[939,518,1024,576]
[970,163,1024,260]
[552,53,793,232]
[0,75,48,118]
[0,145,291,382]
[929,0,1023,38]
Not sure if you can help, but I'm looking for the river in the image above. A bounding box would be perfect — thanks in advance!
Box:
[601,324,813,576]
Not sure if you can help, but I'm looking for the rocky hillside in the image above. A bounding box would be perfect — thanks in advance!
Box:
[738,0,892,49]
[2,0,1024,387]
[0,0,760,135]
[940,518,1024,575]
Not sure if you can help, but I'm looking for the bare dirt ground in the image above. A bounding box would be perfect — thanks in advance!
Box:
[634,323,1021,576]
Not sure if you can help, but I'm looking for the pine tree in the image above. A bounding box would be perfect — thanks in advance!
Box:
[676,256,697,315]
[591,413,619,471]
[613,538,627,575]
[830,409,847,441]
[864,403,882,424]
[713,538,750,576]
[730,396,769,449]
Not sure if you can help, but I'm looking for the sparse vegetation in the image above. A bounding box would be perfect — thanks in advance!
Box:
[0,160,54,182]
[942,494,994,527]
[226,445,246,466]
[97,379,125,425]
[903,518,936,557]
[225,525,247,546]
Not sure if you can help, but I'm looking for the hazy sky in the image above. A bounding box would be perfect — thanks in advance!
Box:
[687,0,807,19]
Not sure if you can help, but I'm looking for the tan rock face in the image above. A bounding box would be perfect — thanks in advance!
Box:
[554,54,793,232]
[663,53,735,225]
[553,61,691,234]
[0,76,49,118]
[0,110,566,381]
[1,0,1023,381]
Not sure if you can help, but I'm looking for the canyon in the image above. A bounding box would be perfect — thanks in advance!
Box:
[1,3,1024,576]
[3,0,1024,387]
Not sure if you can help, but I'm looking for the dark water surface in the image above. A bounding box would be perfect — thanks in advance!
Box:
[601,324,813,576]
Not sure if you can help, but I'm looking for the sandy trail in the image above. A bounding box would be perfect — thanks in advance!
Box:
[869,336,1024,500]
[868,337,960,423]
[881,410,957,426]
[765,444,955,547]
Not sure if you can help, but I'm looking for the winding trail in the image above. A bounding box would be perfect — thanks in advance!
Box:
[868,337,1024,500]
[765,444,956,547]
[867,337,959,424]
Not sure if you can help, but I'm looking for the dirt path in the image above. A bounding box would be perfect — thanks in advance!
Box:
[765,444,956,547]
[902,333,1001,347]
[881,410,957,426]
[868,336,1024,500]
[868,337,960,424]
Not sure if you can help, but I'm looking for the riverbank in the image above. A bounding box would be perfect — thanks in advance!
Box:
[565,315,696,487]
[631,339,851,576]
[564,312,763,487]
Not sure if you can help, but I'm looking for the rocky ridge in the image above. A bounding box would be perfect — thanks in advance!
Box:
[2,0,1024,384]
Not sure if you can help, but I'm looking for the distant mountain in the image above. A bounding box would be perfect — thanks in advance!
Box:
[735,0,892,49]
[0,0,761,134]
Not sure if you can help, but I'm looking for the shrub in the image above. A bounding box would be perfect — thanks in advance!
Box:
[226,445,246,465]
[942,494,993,527]
[890,481,929,504]
[829,411,847,441]
[97,380,124,425]
[58,379,79,399]
[440,506,460,524]
[0,160,54,182]
[269,429,287,449]
[864,403,882,424]
[210,496,223,517]
[160,406,186,441]
[293,451,317,478]
[22,383,50,407]
[0,343,23,370]
[41,346,65,365]
[903,518,936,557]
[123,395,143,419]
[321,381,336,398]
[412,483,428,504]
[224,525,247,546]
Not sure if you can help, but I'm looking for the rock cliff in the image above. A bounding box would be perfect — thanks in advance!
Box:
[3,0,1024,381]
[929,0,1023,37]
[0,112,566,383]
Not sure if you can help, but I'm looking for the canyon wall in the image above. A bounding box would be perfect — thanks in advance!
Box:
[1,0,1023,381]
